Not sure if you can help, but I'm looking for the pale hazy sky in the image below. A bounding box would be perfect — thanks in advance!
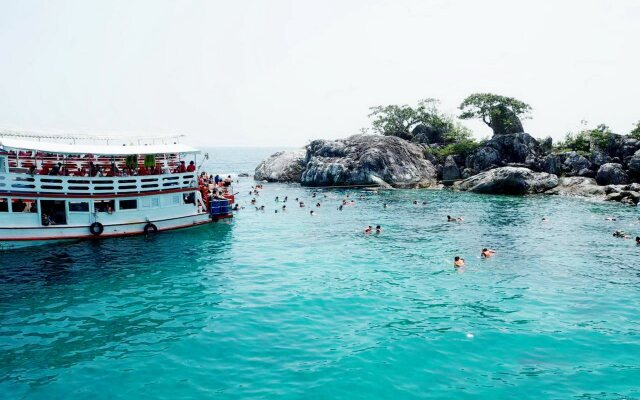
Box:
[1,0,639,147]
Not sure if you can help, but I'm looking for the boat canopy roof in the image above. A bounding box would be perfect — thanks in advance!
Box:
[0,137,199,156]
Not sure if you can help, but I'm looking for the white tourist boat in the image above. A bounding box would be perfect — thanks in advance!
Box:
[0,132,233,249]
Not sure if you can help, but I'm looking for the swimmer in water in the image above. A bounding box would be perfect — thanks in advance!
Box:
[375,225,382,234]
[338,204,343,211]
[251,198,257,205]
[284,196,288,202]
[232,204,239,211]
[481,248,496,258]
[275,210,278,213]
[383,203,387,208]
[454,256,465,268]
[605,217,617,221]
[282,205,286,211]
[310,210,314,216]
[447,215,463,222]
[299,201,305,207]
[636,236,640,245]
[275,196,279,202]
[364,225,372,234]
[316,202,321,207]
[542,217,548,222]
[613,230,630,239]
[413,200,418,205]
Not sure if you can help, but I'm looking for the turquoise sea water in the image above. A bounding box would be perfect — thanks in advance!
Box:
[2,148,640,399]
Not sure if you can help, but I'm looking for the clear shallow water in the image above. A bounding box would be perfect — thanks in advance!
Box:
[1,148,640,399]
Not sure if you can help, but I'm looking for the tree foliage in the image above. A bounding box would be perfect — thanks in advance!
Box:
[630,121,640,140]
[459,93,531,135]
[368,99,459,141]
[555,123,613,153]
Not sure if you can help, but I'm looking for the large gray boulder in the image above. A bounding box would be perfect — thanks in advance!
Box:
[455,167,558,195]
[300,135,437,188]
[596,163,629,185]
[545,177,606,197]
[466,132,541,171]
[563,152,592,176]
[442,155,461,185]
[254,149,306,182]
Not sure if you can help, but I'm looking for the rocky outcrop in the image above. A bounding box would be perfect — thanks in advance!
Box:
[596,163,628,186]
[604,183,640,205]
[545,177,605,197]
[300,135,437,188]
[466,132,541,172]
[541,154,562,175]
[411,123,445,144]
[489,105,525,135]
[455,167,558,195]
[628,150,640,176]
[254,149,306,182]
[441,155,461,185]
[563,152,592,176]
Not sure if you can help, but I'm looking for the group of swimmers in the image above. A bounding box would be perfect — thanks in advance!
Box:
[454,248,496,268]
[364,225,382,234]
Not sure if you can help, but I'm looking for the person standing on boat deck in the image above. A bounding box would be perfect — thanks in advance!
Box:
[214,174,221,185]
[49,162,61,176]
[187,161,196,172]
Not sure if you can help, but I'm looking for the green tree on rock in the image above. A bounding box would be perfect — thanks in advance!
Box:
[368,98,470,144]
[630,121,640,140]
[459,93,531,136]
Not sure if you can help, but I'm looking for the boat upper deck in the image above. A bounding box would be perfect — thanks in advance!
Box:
[0,131,202,196]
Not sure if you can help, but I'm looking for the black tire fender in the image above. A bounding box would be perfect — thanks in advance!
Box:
[89,222,104,236]
[144,223,158,235]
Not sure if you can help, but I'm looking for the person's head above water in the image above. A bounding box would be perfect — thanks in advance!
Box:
[454,256,460,261]
[482,248,488,252]
[636,236,640,244]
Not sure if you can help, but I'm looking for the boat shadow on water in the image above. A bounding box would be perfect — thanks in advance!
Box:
[0,221,234,284]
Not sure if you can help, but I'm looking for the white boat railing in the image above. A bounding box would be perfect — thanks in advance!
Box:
[0,172,197,195]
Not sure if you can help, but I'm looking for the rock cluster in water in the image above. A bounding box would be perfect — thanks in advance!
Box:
[255,128,640,205]
[255,135,437,188]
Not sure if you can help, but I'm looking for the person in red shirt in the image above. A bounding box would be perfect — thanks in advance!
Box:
[177,161,187,173]
[186,161,196,172]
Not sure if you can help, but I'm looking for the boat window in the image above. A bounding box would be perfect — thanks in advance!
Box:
[119,199,137,210]
[94,200,115,213]
[0,198,8,212]
[11,198,37,213]
[69,201,90,212]
[40,200,67,225]
[183,192,196,205]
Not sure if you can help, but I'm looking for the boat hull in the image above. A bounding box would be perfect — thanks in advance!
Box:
[0,212,231,250]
